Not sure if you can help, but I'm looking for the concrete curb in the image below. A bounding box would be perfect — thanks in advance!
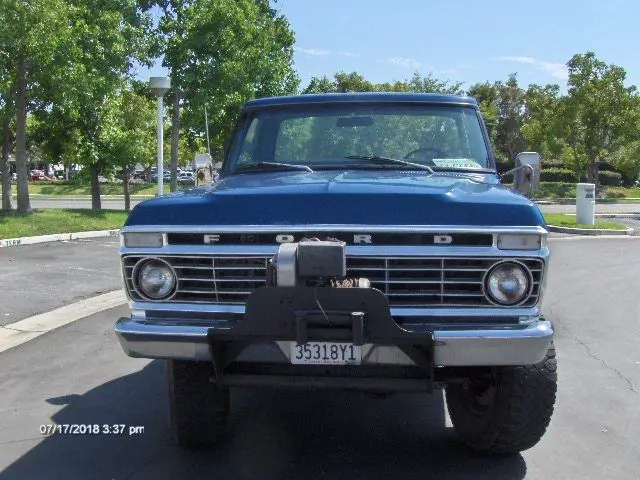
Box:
[0,229,120,248]
[547,225,634,236]
[11,194,154,200]
[0,290,127,353]
[559,213,640,219]
[536,199,640,205]
[593,213,640,219]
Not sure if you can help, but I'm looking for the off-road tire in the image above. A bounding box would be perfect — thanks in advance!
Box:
[167,360,229,448]
[445,344,557,454]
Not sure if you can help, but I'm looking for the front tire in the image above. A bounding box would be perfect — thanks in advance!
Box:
[445,344,557,454]
[167,360,229,448]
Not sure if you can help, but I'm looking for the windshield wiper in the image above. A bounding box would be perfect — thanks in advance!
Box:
[430,166,495,174]
[345,155,434,173]
[234,162,313,173]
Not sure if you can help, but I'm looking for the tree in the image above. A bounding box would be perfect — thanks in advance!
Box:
[303,71,463,95]
[565,52,637,189]
[610,97,640,185]
[521,84,564,162]
[468,82,500,156]
[0,0,73,214]
[402,72,464,95]
[494,74,527,163]
[59,0,153,209]
[467,76,527,164]
[100,89,155,210]
[157,0,298,190]
[0,0,152,212]
[0,90,14,211]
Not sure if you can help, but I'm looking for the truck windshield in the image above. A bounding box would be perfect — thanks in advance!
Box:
[231,104,492,171]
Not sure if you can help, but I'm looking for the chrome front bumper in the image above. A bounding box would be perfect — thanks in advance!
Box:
[115,315,553,367]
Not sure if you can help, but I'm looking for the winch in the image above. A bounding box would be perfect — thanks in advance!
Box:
[265,239,370,288]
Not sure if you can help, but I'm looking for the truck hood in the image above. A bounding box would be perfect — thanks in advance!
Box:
[124,170,545,227]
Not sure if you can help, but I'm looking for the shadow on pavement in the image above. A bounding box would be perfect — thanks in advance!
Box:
[1,361,526,480]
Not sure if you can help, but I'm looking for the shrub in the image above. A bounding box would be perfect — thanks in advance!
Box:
[533,182,575,200]
[598,161,617,172]
[541,161,565,169]
[599,170,623,186]
[540,168,576,182]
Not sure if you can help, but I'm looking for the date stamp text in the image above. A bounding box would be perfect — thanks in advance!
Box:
[40,424,145,436]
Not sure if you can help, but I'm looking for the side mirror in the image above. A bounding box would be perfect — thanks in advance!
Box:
[513,152,541,196]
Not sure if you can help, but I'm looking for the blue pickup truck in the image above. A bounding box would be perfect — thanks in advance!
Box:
[115,93,556,454]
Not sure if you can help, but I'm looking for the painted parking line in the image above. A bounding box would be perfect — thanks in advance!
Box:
[0,290,127,354]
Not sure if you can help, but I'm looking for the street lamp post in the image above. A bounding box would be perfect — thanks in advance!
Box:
[149,77,171,196]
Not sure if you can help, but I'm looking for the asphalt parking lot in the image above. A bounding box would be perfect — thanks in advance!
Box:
[0,237,639,479]
[0,238,121,325]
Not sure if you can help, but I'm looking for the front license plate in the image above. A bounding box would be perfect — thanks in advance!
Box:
[290,342,362,365]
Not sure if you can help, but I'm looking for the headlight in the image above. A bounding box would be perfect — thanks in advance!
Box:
[485,261,531,305]
[135,259,176,300]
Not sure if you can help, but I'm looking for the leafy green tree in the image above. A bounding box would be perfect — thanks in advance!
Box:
[467,81,500,156]
[61,0,153,209]
[611,97,640,185]
[0,0,73,214]
[521,84,564,162]
[302,76,338,94]
[30,104,82,180]
[99,89,155,210]
[467,76,527,164]
[402,72,464,95]
[564,52,637,189]
[303,71,463,95]
[494,74,527,163]
[157,0,298,191]
[0,89,13,211]
[1,0,152,212]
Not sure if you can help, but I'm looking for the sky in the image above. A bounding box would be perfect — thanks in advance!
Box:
[138,0,640,92]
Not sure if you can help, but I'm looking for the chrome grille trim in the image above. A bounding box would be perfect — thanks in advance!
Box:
[122,254,544,308]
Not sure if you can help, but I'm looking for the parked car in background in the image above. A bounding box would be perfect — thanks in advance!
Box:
[177,171,196,185]
[29,170,48,181]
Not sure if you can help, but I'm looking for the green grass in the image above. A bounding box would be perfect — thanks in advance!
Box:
[5,180,640,200]
[543,213,626,230]
[604,186,640,198]
[0,209,129,239]
[24,182,170,196]
[534,182,640,200]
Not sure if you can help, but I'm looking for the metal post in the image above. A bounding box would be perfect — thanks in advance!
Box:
[205,105,211,156]
[149,76,170,197]
[157,95,164,197]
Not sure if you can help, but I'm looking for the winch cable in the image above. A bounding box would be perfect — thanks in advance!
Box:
[300,236,342,327]
[314,286,335,327]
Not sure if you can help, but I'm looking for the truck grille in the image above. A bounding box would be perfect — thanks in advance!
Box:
[123,255,544,307]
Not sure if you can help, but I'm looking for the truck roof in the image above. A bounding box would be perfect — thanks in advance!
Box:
[244,92,478,110]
